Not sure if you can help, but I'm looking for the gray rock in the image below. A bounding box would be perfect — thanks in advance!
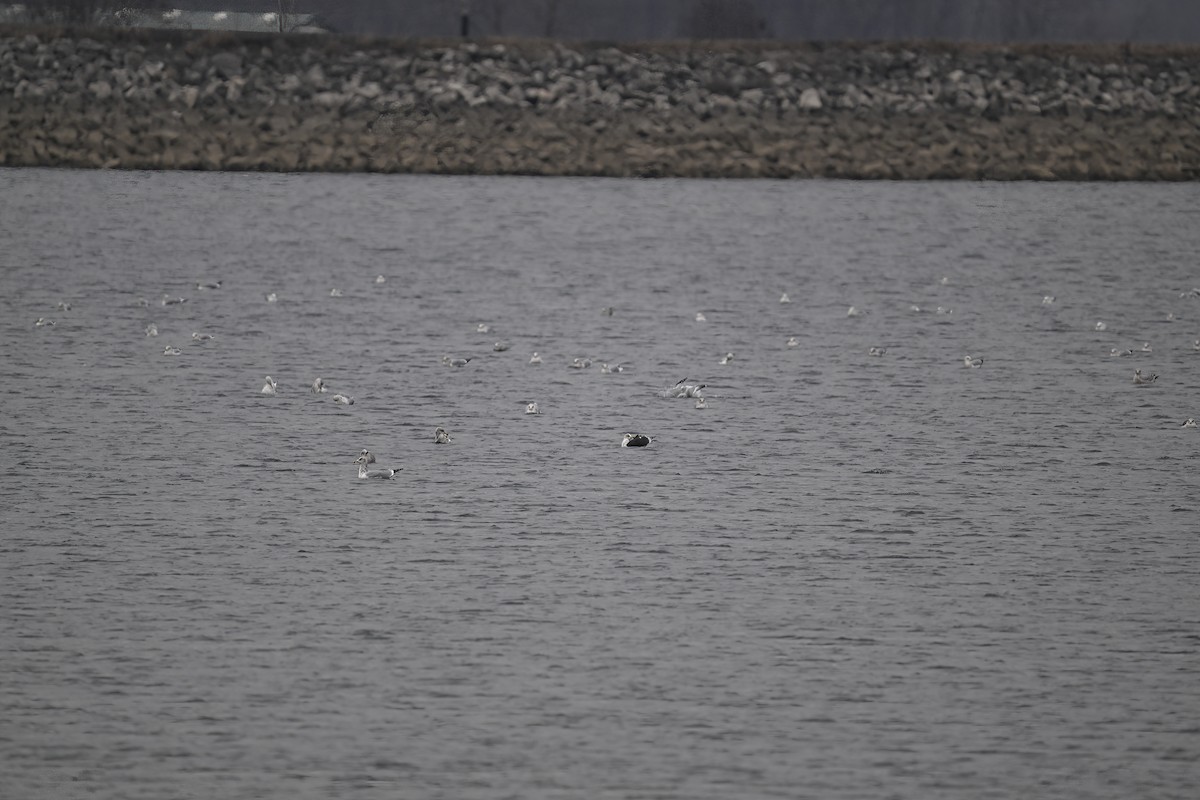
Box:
[312,91,345,109]
[88,80,112,100]
[740,87,764,106]
[482,84,509,105]
[798,87,822,110]
[210,51,243,79]
[305,64,326,87]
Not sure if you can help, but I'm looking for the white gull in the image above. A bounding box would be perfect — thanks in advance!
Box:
[355,452,399,479]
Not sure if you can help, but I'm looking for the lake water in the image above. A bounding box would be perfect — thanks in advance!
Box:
[2,168,1198,799]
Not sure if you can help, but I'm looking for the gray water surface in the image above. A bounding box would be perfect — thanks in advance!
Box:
[2,169,1199,799]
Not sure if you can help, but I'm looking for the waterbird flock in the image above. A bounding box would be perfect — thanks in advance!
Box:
[35,270,1199,483]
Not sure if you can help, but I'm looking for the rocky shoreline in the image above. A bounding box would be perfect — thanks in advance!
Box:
[2,27,1199,179]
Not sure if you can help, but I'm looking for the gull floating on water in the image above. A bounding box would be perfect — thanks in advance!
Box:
[936,306,953,315]
[601,306,615,316]
[196,281,222,290]
[719,352,734,365]
[1133,369,1158,385]
[1095,321,1107,331]
[1194,339,1200,351]
[311,377,327,394]
[56,301,71,311]
[493,341,510,352]
[529,352,543,365]
[355,452,399,479]
[261,376,277,394]
[963,355,983,368]
[1110,348,1133,357]
[265,293,278,303]
[600,362,626,374]
[525,402,541,415]
[332,393,354,405]
[34,317,55,327]
[780,293,791,304]
[786,336,800,348]
[442,355,472,367]
[329,288,344,297]
[694,397,707,409]
[621,433,651,447]
[434,427,452,444]
[909,304,923,313]
[144,324,158,337]
[1182,418,1197,428]
[868,347,887,356]
[1167,312,1177,321]
[939,276,950,285]
[847,306,862,317]
[191,332,213,342]
[695,312,707,322]
[569,357,592,369]
[1042,295,1056,305]
[476,323,490,334]
[375,275,386,284]
[358,448,376,464]
[162,345,181,356]
[1140,342,1153,352]
[162,295,186,306]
